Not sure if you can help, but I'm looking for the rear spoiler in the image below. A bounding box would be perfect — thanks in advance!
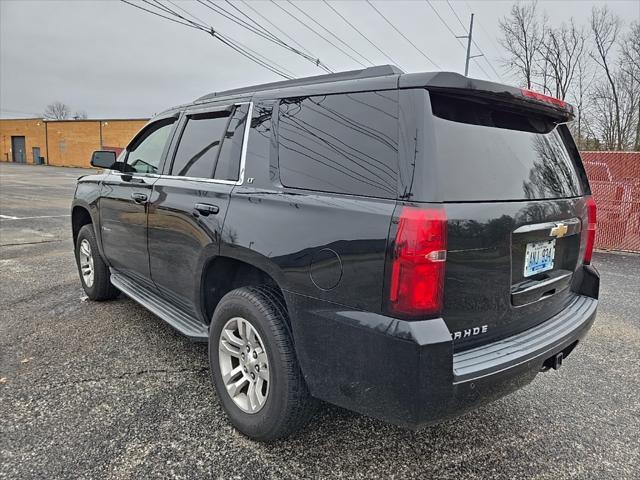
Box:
[399,72,575,123]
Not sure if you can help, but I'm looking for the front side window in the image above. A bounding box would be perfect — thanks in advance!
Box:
[277,91,399,198]
[125,120,175,174]
[171,111,231,178]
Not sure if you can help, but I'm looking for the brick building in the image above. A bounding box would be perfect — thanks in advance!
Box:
[0,118,148,167]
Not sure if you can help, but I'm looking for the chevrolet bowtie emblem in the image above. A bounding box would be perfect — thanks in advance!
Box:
[550,223,568,238]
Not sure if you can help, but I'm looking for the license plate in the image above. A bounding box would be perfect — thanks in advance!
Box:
[524,239,556,277]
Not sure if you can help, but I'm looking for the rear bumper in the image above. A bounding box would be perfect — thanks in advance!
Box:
[286,286,597,429]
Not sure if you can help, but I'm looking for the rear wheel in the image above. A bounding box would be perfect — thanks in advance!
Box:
[209,286,316,441]
[75,224,118,301]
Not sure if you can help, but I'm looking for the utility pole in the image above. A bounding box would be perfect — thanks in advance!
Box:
[464,14,474,76]
[456,13,483,76]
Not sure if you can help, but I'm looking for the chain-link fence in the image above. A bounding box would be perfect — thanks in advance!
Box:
[581,151,640,252]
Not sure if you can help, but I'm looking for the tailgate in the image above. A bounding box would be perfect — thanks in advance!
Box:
[421,88,591,351]
[444,197,589,351]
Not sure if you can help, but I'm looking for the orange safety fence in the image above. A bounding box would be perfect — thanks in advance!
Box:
[581,151,640,252]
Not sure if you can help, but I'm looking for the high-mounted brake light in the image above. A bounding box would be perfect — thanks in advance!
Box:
[583,197,597,264]
[521,89,567,108]
[387,207,447,317]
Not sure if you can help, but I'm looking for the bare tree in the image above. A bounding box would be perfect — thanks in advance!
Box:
[620,21,640,84]
[590,70,639,151]
[590,78,619,150]
[569,48,597,150]
[590,6,623,149]
[620,21,640,149]
[542,20,587,100]
[498,2,638,151]
[499,1,546,89]
[43,101,71,120]
[73,111,88,120]
[535,27,553,96]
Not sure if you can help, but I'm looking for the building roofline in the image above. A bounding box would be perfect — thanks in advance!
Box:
[1,117,149,122]
[0,117,43,121]
[43,118,149,122]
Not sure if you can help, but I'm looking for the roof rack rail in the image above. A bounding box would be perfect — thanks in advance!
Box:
[195,65,403,102]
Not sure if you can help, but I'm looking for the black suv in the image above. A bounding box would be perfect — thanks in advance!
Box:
[72,66,599,441]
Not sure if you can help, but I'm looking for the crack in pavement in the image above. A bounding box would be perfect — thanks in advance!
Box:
[1,239,65,247]
[3,367,210,392]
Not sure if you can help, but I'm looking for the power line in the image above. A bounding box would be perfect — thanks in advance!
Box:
[285,1,375,67]
[269,0,365,68]
[447,0,503,80]
[121,0,205,31]
[199,0,332,71]
[223,0,291,50]
[423,0,490,78]
[216,33,294,79]
[462,1,504,79]
[196,0,333,72]
[238,0,316,59]
[199,0,287,45]
[366,0,441,69]
[165,0,210,27]
[168,0,296,78]
[464,1,502,53]
[446,0,467,31]
[426,0,463,41]
[120,0,294,79]
[151,0,296,78]
[322,1,407,71]
[221,35,297,79]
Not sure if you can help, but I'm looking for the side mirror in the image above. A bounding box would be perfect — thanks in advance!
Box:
[90,150,117,169]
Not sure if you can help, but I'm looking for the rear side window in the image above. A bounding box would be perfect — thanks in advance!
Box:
[214,104,249,181]
[171,111,230,178]
[277,91,398,198]
[429,92,584,201]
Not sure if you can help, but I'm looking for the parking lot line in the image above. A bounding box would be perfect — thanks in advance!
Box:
[0,214,71,220]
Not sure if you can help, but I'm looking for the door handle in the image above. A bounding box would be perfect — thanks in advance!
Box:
[194,203,219,216]
[131,192,148,204]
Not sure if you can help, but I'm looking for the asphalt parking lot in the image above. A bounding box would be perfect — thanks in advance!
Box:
[1,162,639,479]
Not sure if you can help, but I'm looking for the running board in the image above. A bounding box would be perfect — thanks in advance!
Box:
[110,272,209,342]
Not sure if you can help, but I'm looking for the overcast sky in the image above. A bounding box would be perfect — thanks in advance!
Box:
[1,0,638,119]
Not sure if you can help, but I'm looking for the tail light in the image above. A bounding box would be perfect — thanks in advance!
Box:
[387,206,447,317]
[583,197,597,264]
[521,88,567,108]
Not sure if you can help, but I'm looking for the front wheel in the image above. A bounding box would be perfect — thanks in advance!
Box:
[209,286,316,441]
[75,224,118,301]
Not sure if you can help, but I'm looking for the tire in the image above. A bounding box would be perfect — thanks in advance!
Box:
[75,224,118,301]
[209,286,316,441]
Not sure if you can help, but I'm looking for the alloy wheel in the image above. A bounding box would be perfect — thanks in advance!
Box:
[218,316,270,413]
[79,239,94,288]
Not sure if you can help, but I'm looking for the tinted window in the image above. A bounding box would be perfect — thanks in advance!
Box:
[214,105,249,181]
[125,120,175,174]
[430,93,583,201]
[277,91,398,198]
[171,111,230,178]
[244,102,275,184]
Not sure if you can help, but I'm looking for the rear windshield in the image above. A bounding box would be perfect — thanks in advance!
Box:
[429,92,585,202]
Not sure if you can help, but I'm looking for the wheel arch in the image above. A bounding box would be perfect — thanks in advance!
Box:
[71,204,94,244]
[199,255,288,326]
